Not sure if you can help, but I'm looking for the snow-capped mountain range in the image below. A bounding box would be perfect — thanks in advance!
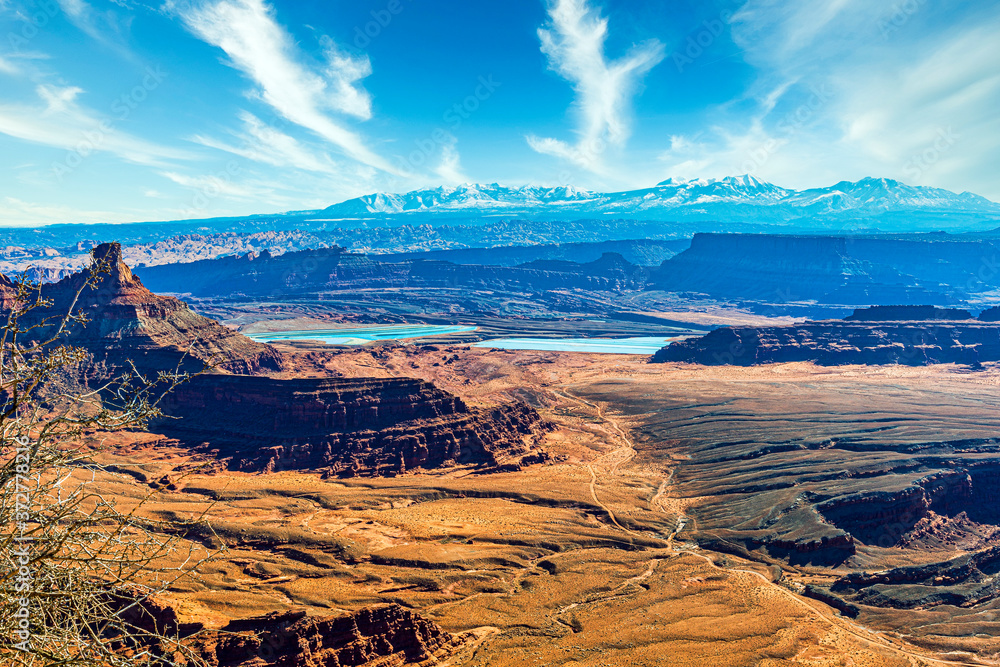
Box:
[320,176,1000,229]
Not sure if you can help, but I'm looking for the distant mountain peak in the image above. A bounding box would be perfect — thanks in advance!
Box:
[320,177,1000,229]
[721,174,765,187]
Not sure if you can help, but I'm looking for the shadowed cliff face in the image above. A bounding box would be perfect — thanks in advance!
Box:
[653,301,1000,366]
[655,234,941,304]
[19,242,284,375]
[654,233,1000,309]
[137,245,652,298]
[158,375,550,475]
[192,605,469,667]
[3,244,552,477]
[576,363,1000,616]
[653,319,1000,366]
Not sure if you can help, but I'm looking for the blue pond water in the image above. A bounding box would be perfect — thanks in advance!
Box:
[472,336,686,355]
[246,325,477,346]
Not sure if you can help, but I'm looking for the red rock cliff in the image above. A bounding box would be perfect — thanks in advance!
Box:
[20,242,284,374]
[192,605,468,667]
[160,374,549,475]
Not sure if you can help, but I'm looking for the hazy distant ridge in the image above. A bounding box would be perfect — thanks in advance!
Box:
[321,176,1000,227]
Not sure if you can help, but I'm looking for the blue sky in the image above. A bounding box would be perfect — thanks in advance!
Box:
[0,0,998,225]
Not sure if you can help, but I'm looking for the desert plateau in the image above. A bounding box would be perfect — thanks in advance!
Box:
[2,241,999,665]
[4,1,1000,664]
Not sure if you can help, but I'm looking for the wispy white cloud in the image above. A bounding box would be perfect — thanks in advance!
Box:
[56,0,136,60]
[177,0,400,174]
[158,166,367,217]
[37,83,83,112]
[0,50,52,78]
[0,56,18,75]
[318,35,373,120]
[192,110,341,174]
[433,136,467,184]
[659,0,1000,199]
[0,83,193,167]
[837,23,1000,192]
[0,196,121,226]
[160,169,261,199]
[527,0,665,174]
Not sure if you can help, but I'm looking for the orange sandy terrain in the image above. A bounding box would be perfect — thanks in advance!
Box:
[92,344,1000,666]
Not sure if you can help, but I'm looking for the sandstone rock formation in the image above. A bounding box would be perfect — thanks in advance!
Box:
[159,375,550,475]
[831,545,1000,609]
[3,244,550,477]
[107,597,468,667]
[653,316,1000,366]
[979,305,1000,322]
[192,605,468,667]
[15,242,283,375]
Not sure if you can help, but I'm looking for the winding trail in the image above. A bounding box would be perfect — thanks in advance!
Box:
[554,384,986,667]
[586,463,634,534]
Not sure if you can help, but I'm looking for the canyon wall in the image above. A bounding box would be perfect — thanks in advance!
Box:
[654,233,1000,307]
[194,605,469,667]
[119,599,468,667]
[138,245,652,298]
[159,374,550,475]
[653,319,1000,366]
[3,244,551,477]
[378,238,689,267]
[845,305,976,321]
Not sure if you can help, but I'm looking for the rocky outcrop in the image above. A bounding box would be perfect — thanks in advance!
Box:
[6,245,551,477]
[109,600,467,667]
[831,546,1000,609]
[192,605,468,667]
[13,243,283,375]
[653,319,1000,366]
[0,272,20,309]
[979,306,1000,322]
[815,471,973,546]
[750,533,857,566]
[159,375,550,475]
[803,586,860,618]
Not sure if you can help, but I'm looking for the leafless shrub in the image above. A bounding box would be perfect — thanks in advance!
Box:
[0,252,218,666]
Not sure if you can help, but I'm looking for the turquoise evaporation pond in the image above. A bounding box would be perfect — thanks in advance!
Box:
[245,325,477,346]
[472,336,686,355]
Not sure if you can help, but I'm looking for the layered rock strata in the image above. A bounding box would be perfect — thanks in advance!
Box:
[13,242,283,374]
[831,546,1000,609]
[654,318,1000,366]
[159,375,550,475]
[3,244,550,476]
[193,605,469,667]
